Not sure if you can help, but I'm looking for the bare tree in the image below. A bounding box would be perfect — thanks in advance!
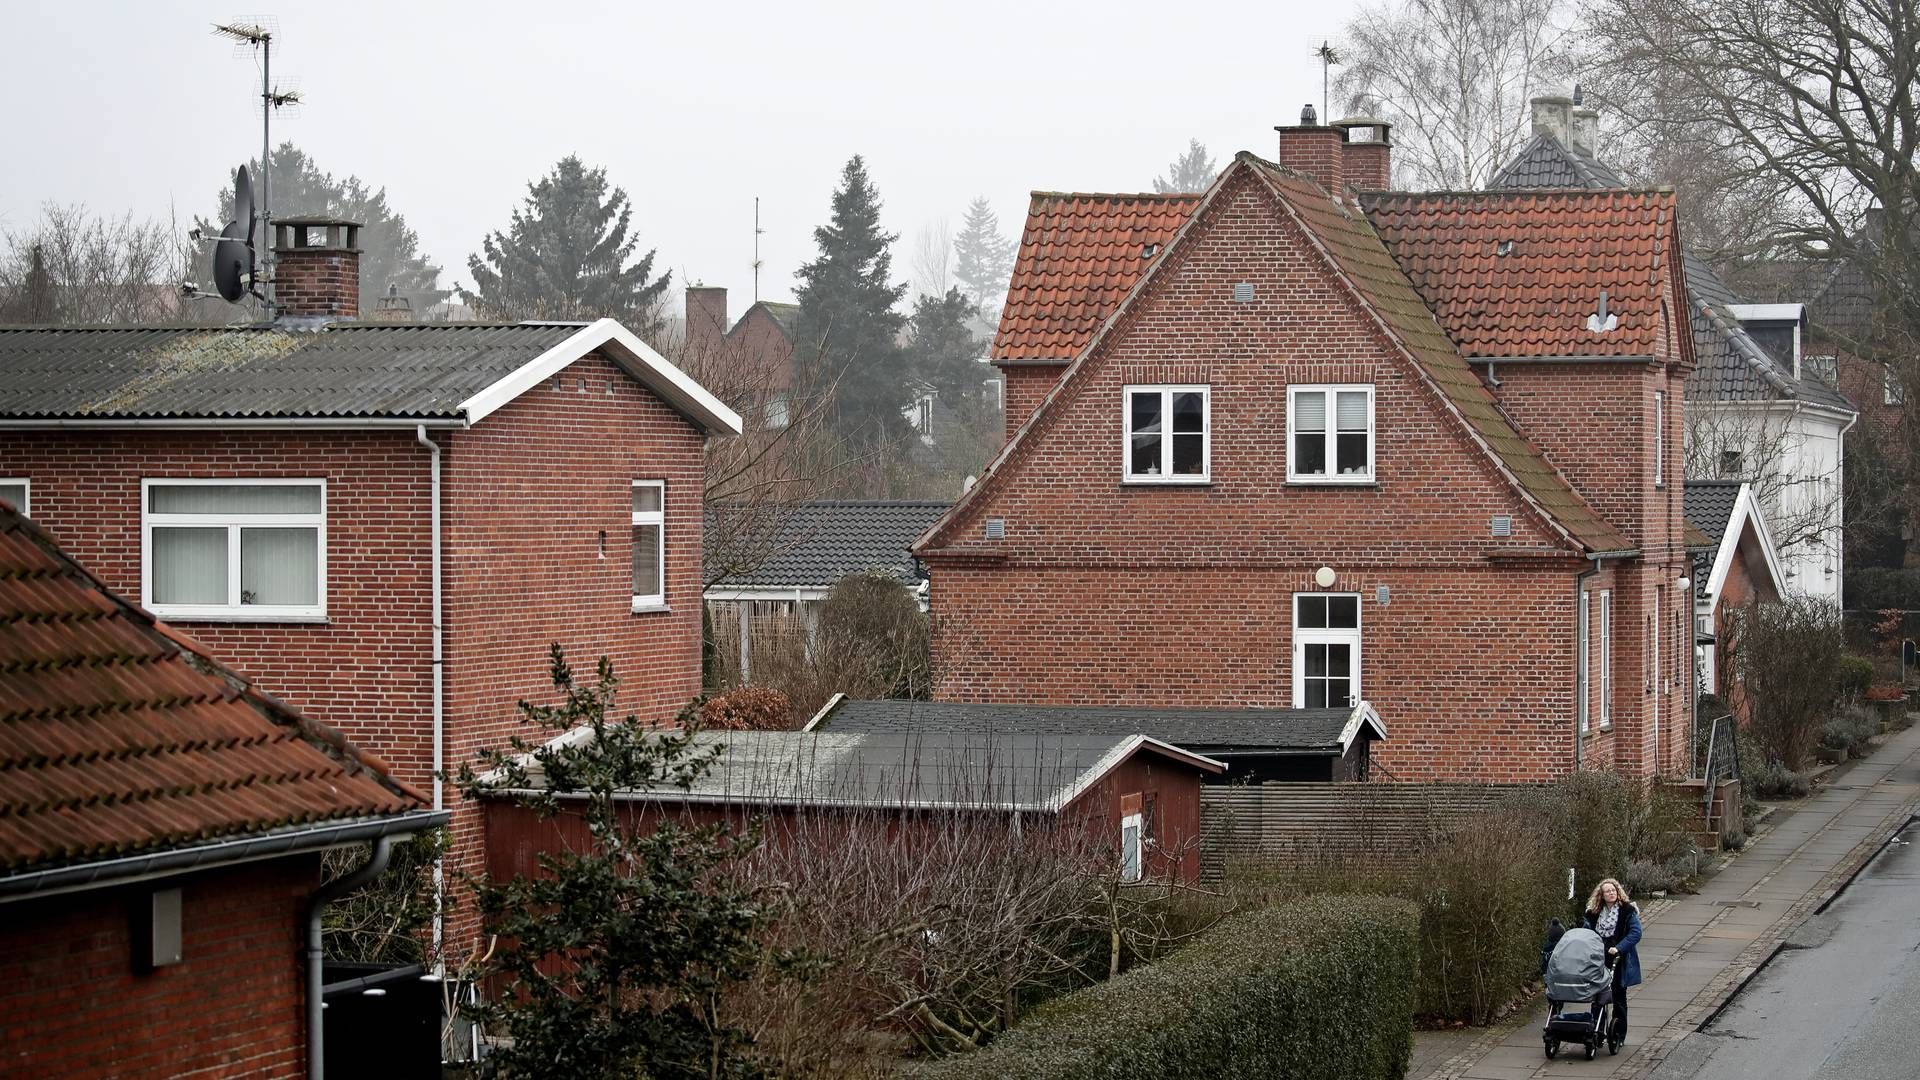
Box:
[1580,0,1920,530]
[1332,0,1574,188]
[0,203,197,325]
[910,219,954,301]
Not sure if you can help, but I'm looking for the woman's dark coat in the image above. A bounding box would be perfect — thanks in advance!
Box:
[1582,902,1643,987]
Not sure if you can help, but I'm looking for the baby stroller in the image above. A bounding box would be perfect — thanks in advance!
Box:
[1542,927,1620,1060]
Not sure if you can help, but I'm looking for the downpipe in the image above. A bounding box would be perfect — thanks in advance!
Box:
[306,835,397,1080]
[415,425,446,963]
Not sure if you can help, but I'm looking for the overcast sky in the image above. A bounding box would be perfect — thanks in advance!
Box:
[1,0,1357,316]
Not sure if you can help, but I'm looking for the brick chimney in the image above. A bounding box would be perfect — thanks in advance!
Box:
[1332,117,1394,190]
[273,218,361,319]
[1276,104,1346,197]
[684,285,729,360]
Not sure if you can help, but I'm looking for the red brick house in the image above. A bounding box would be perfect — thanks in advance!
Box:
[921,117,1696,783]
[0,502,442,1079]
[684,285,800,429]
[0,219,741,953]
[1685,480,1788,704]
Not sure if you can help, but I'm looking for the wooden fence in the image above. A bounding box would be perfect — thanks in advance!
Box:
[1199,782,1537,880]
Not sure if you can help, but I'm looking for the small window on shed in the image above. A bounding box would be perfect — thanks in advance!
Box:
[1120,810,1144,884]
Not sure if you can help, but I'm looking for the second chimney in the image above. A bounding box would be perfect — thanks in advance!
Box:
[1530,94,1575,147]
[273,218,361,320]
[1333,117,1394,190]
[1275,104,1346,197]
[684,285,729,360]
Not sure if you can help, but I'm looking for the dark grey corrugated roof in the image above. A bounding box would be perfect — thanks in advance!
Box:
[1487,139,1852,412]
[0,323,582,420]
[1486,133,1630,189]
[705,501,951,590]
[501,730,1218,813]
[810,698,1376,755]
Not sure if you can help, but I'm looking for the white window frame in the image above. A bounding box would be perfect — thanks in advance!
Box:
[1578,591,1591,734]
[1119,811,1144,884]
[1292,592,1363,709]
[1886,366,1906,407]
[1287,384,1376,484]
[0,478,27,517]
[1122,384,1211,484]
[1655,584,1666,694]
[1653,390,1666,488]
[140,478,327,622]
[631,480,667,612]
[1599,590,1613,728]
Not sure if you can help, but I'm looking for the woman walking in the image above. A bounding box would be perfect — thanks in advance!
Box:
[1582,878,1643,1043]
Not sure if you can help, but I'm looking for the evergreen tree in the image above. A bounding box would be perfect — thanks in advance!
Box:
[6,244,56,323]
[951,196,1016,317]
[907,287,986,421]
[1152,139,1220,193]
[460,156,671,335]
[793,156,910,448]
[205,143,447,315]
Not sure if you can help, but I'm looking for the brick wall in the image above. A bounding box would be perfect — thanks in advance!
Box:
[997,363,1065,442]
[926,166,1691,782]
[439,349,706,947]
[0,857,318,1079]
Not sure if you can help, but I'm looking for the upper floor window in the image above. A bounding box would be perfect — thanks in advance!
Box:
[0,479,27,517]
[1124,385,1209,482]
[1599,590,1613,728]
[1653,391,1666,488]
[1294,592,1361,709]
[1288,385,1373,483]
[143,480,325,621]
[632,481,666,611]
[1885,366,1906,407]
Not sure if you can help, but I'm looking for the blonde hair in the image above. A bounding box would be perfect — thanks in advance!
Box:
[1585,877,1632,915]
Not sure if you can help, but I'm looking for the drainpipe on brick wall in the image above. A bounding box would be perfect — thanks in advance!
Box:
[415,425,446,963]
[307,835,397,1080]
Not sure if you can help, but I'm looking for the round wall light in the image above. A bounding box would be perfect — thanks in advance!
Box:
[1315,566,1338,588]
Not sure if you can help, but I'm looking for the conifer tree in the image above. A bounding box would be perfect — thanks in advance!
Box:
[951,196,1016,316]
[1152,138,1219,193]
[907,287,986,421]
[205,143,447,315]
[460,156,670,335]
[793,156,909,448]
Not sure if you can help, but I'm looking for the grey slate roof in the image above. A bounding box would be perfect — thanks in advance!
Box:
[1486,139,1853,413]
[503,730,1220,813]
[1686,480,1743,599]
[705,501,951,590]
[809,698,1380,756]
[0,323,581,420]
[1486,133,1630,190]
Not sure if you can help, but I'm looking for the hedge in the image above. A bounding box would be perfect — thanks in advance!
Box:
[907,896,1419,1080]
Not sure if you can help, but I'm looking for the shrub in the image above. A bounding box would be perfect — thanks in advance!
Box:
[1748,760,1813,800]
[1736,597,1845,770]
[1823,705,1879,759]
[907,897,1419,1080]
[700,685,795,730]
[1837,655,1876,703]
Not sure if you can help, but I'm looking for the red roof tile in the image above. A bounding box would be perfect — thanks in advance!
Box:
[1360,189,1679,358]
[993,192,1202,360]
[0,505,422,874]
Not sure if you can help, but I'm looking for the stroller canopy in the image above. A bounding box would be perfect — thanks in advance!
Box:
[1546,927,1611,1002]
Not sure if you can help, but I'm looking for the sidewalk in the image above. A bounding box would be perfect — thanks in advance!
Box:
[1409,721,1920,1080]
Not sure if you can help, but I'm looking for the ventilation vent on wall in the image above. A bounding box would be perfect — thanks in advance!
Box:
[1490,514,1514,537]
[1233,282,1256,303]
[985,518,1006,540]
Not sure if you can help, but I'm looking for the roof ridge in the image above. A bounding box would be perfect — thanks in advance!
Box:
[1028,190,1204,201]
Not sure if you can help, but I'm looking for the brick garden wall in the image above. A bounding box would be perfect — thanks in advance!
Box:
[0,857,319,1079]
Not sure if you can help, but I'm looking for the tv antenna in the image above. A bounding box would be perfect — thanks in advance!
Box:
[213,19,299,312]
[1314,41,1340,122]
[752,197,765,302]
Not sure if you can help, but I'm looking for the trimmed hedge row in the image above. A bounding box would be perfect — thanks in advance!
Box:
[908,896,1419,1080]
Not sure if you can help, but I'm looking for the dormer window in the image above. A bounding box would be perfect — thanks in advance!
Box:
[1124,385,1209,483]
[1288,385,1374,483]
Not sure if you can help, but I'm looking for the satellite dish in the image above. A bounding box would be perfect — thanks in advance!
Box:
[233,165,255,248]
[212,221,249,303]
[208,163,258,304]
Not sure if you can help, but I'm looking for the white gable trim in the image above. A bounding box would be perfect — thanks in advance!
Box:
[1703,483,1788,611]
[457,317,742,435]
[1340,701,1389,752]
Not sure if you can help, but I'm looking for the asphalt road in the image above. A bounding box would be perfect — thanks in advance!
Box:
[1649,815,1920,1080]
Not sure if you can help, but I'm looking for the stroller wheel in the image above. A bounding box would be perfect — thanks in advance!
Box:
[1544,1037,1557,1059]
[1585,1043,1597,1060]
[1609,1037,1621,1055]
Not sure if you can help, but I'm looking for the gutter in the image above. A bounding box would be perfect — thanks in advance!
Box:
[415,425,447,965]
[0,417,467,431]
[0,810,448,903]
[306,835,396,1080]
